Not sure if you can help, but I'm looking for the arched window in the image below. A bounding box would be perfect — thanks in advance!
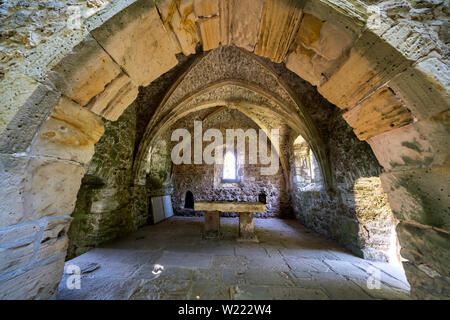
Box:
[292,135,324,190]
[222,151,237,181]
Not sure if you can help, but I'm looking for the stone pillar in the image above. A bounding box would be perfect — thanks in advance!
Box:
[239,212,257,242]
[204,211,220,239]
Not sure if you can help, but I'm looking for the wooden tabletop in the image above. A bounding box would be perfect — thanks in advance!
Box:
[194,201,266,213]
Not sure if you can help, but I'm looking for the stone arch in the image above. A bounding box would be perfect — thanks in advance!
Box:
[0,0,448,299]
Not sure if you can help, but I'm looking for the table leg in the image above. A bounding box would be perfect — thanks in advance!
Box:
[204,210,220,239]
[239,212,258,242]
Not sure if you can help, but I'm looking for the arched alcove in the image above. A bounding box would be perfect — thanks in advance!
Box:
[184,191,194,210]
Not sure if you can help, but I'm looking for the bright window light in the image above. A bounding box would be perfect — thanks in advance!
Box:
[223,151,237,180]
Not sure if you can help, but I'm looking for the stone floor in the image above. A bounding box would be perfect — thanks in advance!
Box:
[57,217,410,300]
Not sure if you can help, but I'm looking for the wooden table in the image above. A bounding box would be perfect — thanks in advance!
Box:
[194,201,266,241]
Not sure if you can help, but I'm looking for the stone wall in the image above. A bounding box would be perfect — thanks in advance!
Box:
[67,104,138,259]
[290,115,399,263]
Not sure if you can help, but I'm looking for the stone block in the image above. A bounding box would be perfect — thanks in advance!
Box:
[30,97,104,164]
[255,0,303,63]
[0,223,39,248]
[0,84,60,154]
[381,22,436,61]
[303,0,367,35]
[397,221,450,278]
[231,0,264,52]
[402,261,450,300]
[48,35,122,107]
[156,0,199,56]
[239,212,257,241]
[343,87,413,140]
[368,119,450,171]
[286,11,355,87]
[0,255,65,299]
[37,217,72,261]
[0,154,28,227]
[204,211,220,239]
[0,242,34,274]
[0,74,40,136]
[389,56,450,120]
[219,0,232,45]
[318,30,411,110]
[24,158,86,220]
[297,12,355,59]
[194,0,219,16]
[86,73,138,121]
[381,166,450,230]
[285,43,328,86]
[196,16,220,51]
[91,0,179,86]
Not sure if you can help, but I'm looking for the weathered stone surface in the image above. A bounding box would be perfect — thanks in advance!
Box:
[37,217,72,261]
[196,17,220,51]
[24,158,85,220]
[90,188,124,213]
[0,255,65,300]
[193,0,220,51]
[0,84,60,154]
[303,0,367,33]
[231,0,264,51]
[0,242,34,274]
[67,106,137,259]
[368,119,450,171]
[381,166,450,230]
[286,42,328,86]
[319,30,411,109]
[0,154,29,227]
[297,13,323,49]
[389,55,450,120]
[194,0,219,16]
[219,0,232,45]
[194,201,266,212]
[255,0,303,63]
[91,0,178,86]
[397,221,450,278]
[31,97,105,163]
[297,13,355,60]
[156,0,199,56]
[343,87,413,140]
[0,74,40,136]
[0,223,39,248]
[403,261,450,300]
[286,12,355,87]
[48,35,122,106]
[86,73,138,121]
[381,22,436,62]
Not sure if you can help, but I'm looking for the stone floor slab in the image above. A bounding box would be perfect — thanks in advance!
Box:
[58,217,410,300]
